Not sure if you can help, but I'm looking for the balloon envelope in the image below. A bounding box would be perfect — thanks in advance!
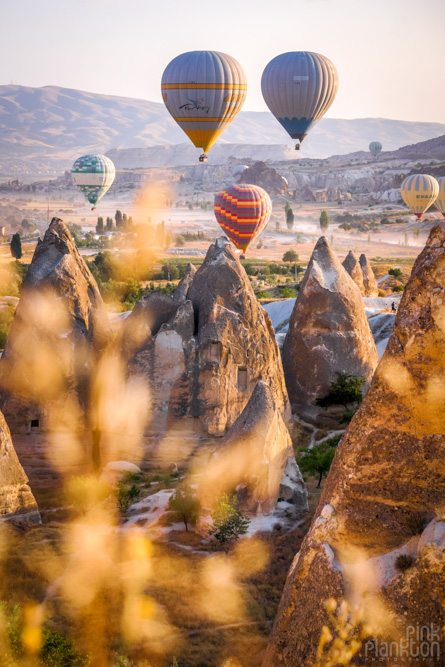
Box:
[232,164,249,180]
[161,51,247,156]
[214,184,271,252]
[72,155,115,207]
[435,177,445,218]
[261,51,338,144]
[400,174,439,219]
[369,141,382,157]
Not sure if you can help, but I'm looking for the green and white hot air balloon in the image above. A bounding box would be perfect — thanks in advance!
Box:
[71,155,116,210]
[369,141,382,158]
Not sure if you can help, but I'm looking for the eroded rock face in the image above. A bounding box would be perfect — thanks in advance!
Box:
[342,250,365,295]
[359,253,379,297]
[122,239,291,476]
[264,225,445,666]
[0,411,40,527]
[239,161,288,194]
[0,218,112,485]
[201,381,306,515]
[282,237,378,424]
[188,237,290,435]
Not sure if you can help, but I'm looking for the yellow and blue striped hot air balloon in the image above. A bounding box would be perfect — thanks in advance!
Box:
[369,141,382,158]
[261,51,338,150]
[435,177,445,218]
[71,155,115,210]
[400,174,439,219]
[161,51,247,162]
[214,184,271,255]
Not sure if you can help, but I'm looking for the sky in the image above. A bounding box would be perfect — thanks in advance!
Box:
[1,0,445,122]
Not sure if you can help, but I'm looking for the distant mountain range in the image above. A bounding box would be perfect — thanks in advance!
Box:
[2,85,445,170]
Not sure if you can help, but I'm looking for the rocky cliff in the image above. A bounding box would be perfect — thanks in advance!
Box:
[282,237,378,424]
[239,161,288,194]
[201,381,307,516]
[264,225,445,666]
[121,239,293,512]
[342,250,365,295]
[0,218,112,485]
[0,410,40,527]
[359,253,379,297]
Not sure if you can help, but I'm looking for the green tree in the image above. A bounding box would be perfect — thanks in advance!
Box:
[96,217,104,234]
[317,372,365,409]
[208,493,250,544]
[106,217,113,232]
[413,227,420,240]
[319,210,330,232]
[282,249,299,263]
[175,234,186,247]
[298,437,340,487]
[286,207,294,230]
[256,239,263,249]
[122,213,128,229]
[10,234,22,260]
[115,210,123,228]
[168,484,201,531]
[161,263,179,280]
[388,268,402,277]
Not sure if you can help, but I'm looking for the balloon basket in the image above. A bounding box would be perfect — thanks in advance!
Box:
[199,154,208,163]
[295,144,301,151]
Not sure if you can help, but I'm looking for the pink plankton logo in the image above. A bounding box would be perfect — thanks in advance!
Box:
[364,624,441,662]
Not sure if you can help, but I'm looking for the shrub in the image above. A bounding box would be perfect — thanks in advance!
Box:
[279,287,295,298]
[406,514,424,535]
[388,268,402,277]
[116,481,140,513]
[208,493,250,544]
[256,291,269,299]
[168,484,201,531]
[317,372,366,409]
[392,284,404,293]
[395,554,415,572]
[40,629,88,666]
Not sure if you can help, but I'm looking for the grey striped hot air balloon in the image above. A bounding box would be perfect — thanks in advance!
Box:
[369,141,382,158]
[261,51,338,150]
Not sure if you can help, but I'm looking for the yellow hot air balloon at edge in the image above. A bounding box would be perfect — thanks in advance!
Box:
[161,51,247,162]
[435,177,445,218]
[400,174,439,219]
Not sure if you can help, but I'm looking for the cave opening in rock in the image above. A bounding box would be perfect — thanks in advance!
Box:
[30,419,40,432]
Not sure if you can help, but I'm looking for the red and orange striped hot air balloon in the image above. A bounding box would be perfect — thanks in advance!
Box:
[214,184,272,255]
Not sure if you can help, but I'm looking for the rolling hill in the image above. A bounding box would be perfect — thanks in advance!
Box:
[1,85,445,169]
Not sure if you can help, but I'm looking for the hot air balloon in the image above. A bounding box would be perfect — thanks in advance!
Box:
[400,174,439,219]
[261,51,338,150]
[369,141,382,158]
[435,177,445,218]
[214,184,271,255]
[72,155,115,210]
[161,51,247,162]
[232,164,249,181]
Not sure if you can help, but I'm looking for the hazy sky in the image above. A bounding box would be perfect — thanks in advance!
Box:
[1,0,444,122]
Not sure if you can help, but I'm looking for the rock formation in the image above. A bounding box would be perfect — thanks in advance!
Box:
[121,238,291,486]
[342,250,365,295]
[0,410,40,527]
[282,237,378,423]
[264,225,445,666]
[239,161,288,194]
[359,252,379,296]
[201,381,307,516]
[0,218,112,485]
